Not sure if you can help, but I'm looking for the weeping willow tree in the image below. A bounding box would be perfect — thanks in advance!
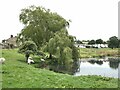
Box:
[44,29,80,74]
[18,5,69,49]
[18,6,79,74]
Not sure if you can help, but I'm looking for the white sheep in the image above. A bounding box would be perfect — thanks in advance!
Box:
[0,57,5,64]
[41,58,45,62]
[27,57,34,64]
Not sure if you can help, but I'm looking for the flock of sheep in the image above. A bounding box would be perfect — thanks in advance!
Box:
[27,57,45,64]
[0,57,45,64]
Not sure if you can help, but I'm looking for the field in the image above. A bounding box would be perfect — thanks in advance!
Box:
[79,48,118,58]
[1,49,119,88]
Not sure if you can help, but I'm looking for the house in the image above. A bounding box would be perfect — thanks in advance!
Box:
[2,35,18,49]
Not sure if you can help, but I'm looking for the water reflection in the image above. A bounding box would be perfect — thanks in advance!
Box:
[75,57,120,78]
[96,61,103,65]
[87,57,120,69]
[39,58,80,75]
[88,60,96,64]
[109,58,120,69]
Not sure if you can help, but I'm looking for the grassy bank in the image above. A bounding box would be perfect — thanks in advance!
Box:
[79,48,118,58]
[1,49,119,88]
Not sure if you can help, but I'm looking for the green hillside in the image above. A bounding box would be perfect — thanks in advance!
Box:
[1,49,118,88]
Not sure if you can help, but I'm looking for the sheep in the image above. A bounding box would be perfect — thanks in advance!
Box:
[41,58,45,62]
[27,57,34,64]
[0,57,5,64]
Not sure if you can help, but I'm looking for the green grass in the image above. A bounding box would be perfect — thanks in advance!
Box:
[79,48,118,58]
[1,49,119,88]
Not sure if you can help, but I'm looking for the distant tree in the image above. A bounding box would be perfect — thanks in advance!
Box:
[108,36,119,49]
[76,40,83,44]
[88,40,95,45]
[96,39,103,47]
[103,41,107,44]
[86,40,90,42]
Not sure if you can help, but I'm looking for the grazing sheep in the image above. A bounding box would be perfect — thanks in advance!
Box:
[27,57,34,64]
[0,57,5,64]
[41,58,45,62]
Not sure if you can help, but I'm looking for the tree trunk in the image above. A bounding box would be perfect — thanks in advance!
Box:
[49,53,52,59]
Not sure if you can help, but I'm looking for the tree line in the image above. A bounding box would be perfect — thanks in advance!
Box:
[76,36,120,49]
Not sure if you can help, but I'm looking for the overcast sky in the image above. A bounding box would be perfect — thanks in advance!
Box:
[0,0,119,42]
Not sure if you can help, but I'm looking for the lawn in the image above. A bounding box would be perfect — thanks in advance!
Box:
[1,49,119,88]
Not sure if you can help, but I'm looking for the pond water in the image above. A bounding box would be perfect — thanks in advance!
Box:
[74,57,120,78]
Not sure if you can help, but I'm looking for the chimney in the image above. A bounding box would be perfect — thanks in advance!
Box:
[11,35,13,38]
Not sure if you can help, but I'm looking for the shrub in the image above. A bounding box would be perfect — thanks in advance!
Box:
[18,41,37,54]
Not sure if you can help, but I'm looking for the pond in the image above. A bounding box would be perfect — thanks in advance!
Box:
[74,57,120,78]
